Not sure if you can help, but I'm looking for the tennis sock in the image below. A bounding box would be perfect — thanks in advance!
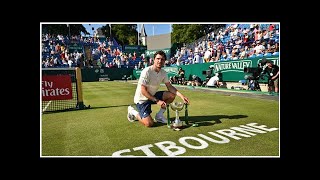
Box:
[131,109,139,117]
[157,107,166,115]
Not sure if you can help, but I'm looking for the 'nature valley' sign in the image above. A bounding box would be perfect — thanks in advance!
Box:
[212,60,251,73]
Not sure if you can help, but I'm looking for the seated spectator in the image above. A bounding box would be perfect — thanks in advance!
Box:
[187,75,203,86]
[176,54,182,66]
[193,52,201,64]
[170,76,178,84]
[243,32,249,44]
[263,30,269,43]
[165,59,170,67]
[274,42,279,52]
[231,46,237,57]
[221,51,227,60]
[239,48,247,59]
[232,53,239,60]
[206,73,221,88]
[143,59,148,68]
[254,41,265,55]
[266,43,275,54]
[204,49,211,63]
[177,67,186,85]
[138,61,144,70]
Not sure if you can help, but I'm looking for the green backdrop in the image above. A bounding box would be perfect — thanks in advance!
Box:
[133,56,279,82]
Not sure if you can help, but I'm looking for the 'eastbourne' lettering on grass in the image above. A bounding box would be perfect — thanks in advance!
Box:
[112,123,278,156]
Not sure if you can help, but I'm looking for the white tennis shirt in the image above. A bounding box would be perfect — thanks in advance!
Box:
[134,66,169,104]
[206,75,219,86]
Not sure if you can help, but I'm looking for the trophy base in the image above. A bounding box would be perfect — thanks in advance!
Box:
[172,120,183,129]
[172,125,183,129]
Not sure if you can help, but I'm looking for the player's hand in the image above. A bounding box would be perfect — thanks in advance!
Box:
[157,100,167,108]
[181,96,190,105]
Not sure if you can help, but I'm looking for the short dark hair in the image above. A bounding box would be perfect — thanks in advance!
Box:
[154,50,167,60]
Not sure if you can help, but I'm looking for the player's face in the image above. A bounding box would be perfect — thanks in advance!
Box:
[154,54,165,68]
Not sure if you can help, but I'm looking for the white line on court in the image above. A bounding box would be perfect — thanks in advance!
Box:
[42,101,52,113]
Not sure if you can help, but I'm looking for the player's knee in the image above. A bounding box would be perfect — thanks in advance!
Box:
[144,121,154,127]
[169,92,176,100]
[142,116,154,127]
[164,92,176,104]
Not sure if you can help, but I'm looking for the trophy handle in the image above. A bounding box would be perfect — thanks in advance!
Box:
[167,104,170,128]
[184,103,189,125]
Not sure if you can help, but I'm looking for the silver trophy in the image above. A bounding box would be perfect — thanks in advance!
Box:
[170,102,184,128]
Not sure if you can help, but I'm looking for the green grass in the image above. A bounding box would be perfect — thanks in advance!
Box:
[41,81,279,157]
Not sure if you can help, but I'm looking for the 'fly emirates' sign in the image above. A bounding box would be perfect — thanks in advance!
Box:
[42,75,73,101]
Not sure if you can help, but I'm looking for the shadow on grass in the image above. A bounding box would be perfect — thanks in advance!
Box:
[88,104,131,109]
[42,104,131,114]
[154,114,248,129]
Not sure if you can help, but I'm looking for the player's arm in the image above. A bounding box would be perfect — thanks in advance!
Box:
[141,85,165,106]
[165,82,190,104]
[141,84,158,102]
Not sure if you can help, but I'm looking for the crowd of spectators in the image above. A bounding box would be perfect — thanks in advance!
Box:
[41,34,145,69]
[42,24,279,72]
[166,24,279,66]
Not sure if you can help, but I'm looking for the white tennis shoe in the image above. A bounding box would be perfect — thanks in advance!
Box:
[127,106,135,122]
